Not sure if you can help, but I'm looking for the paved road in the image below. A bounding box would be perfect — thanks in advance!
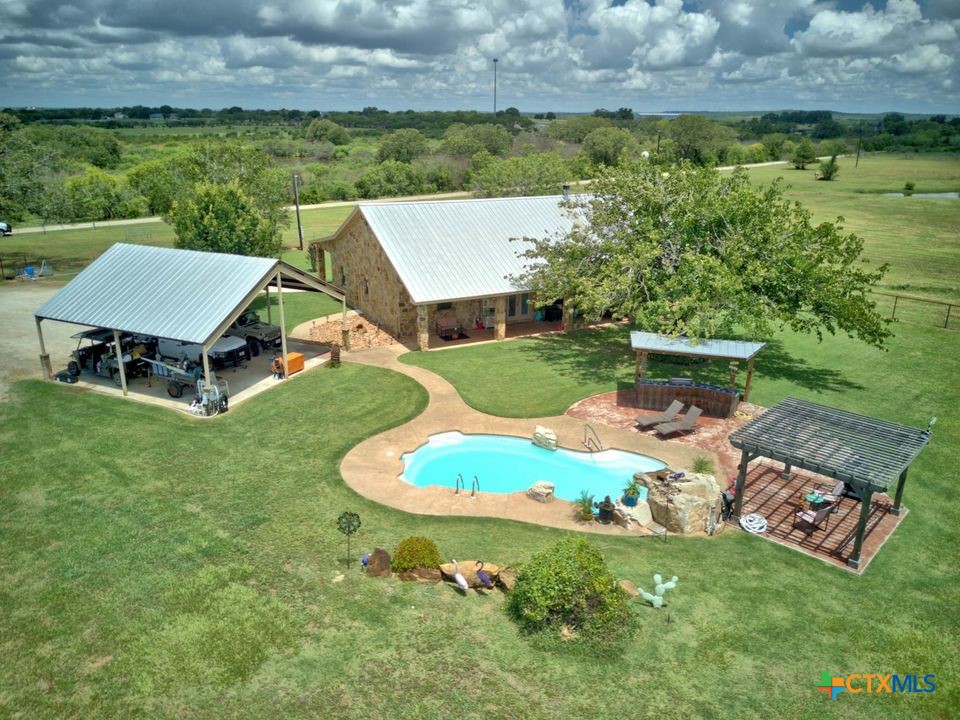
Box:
[13,158,813,236]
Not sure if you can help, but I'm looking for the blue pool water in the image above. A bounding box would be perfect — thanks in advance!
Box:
[401,431,664,503]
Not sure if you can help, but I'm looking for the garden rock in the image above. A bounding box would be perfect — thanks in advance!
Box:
[398,567,442,583]
[532,425,558,451]
[527,481,555,502]
[367,548,392,577]
[498,567,517,591]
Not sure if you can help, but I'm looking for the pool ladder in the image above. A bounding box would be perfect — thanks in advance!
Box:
[583,423,603,453]
[454,473,480,498]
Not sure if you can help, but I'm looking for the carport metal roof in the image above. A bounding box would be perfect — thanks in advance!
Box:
[728,396,933,568]
[35,243,343,344]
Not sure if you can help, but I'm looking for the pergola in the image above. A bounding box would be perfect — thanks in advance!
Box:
[630,332,765,401]
[728,396,933,568]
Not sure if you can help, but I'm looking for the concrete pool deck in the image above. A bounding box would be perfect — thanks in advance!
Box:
[341,344,711,535]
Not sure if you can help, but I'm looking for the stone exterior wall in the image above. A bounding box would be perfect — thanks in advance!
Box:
[321,213,417,339]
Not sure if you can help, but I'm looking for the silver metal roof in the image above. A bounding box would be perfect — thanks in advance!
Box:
[630,331,765,361]
[35,243,278,344]
[358,196,578,304]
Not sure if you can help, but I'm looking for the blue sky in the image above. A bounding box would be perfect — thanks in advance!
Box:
[0,0,957,113]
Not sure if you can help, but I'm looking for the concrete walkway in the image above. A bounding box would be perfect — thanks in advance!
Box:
[341,344,707,535]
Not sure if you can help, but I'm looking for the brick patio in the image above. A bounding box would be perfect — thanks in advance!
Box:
[566,389,905,573]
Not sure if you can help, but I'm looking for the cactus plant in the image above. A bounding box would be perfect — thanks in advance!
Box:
[637,573,678,608]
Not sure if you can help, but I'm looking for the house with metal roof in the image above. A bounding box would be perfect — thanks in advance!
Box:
[316,196,579,350]
[34,243,345,396]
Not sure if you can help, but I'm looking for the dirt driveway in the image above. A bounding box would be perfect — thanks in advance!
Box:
[0,282,91,400]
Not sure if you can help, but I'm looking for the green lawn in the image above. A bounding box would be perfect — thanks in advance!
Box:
[744,154,960,304]
[248,290,344,334]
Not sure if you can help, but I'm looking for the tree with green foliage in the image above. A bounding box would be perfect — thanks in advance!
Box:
[305,118,350,145]
[0,114,47,221]
[376,129,428,163]
[439,123,512,157]
[791,138,817,169]
[546,115,613,143]
[519,162,891,348]
[127,159,180,214]
[668,114,731,165]
[581,127,636,167]
[506,536,635,650]
[65,167,147,221]
[471,152,570,198]
[167,181,282,257]
[355,160,427,198]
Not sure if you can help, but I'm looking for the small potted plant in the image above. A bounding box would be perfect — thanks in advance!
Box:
[622,478,642,507]
[576,490,596,522]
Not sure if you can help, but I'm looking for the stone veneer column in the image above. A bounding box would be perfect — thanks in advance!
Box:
[494,296,507,341]
[416,305,430,351]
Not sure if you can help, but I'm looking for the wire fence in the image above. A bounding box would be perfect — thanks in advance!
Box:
[870,291,959,331]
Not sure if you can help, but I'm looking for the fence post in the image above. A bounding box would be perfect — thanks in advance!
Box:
[891,295,898,319]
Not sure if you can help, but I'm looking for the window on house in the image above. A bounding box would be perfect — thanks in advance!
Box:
[437,302,453,310]
[520,293,529,315]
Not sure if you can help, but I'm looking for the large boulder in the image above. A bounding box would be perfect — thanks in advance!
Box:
[527,481,555,503]
[439,561,501,589]
[366,548,392,578]
[673,473,721,501]
[533,426,558,451]
[397,567,442,583]
[647,490,714,534]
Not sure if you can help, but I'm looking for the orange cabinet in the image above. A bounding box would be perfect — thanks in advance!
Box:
[285,352,305,375]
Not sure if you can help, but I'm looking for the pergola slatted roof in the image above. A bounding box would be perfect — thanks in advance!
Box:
[629,331,765,361]
[729,397,931,492]
[729,396,932,569]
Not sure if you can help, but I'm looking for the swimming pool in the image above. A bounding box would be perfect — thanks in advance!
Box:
[400,431,665,503]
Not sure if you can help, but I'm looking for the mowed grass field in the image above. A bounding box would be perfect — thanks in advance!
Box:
[0,153,958,718]
[745,153,960,305]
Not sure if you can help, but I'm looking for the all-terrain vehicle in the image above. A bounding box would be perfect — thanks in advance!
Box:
[224,309,282,357]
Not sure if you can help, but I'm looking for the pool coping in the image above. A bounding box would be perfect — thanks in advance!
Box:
[341,345,712,536]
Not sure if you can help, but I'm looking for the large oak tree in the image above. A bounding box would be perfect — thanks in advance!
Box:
[519,162,891,348]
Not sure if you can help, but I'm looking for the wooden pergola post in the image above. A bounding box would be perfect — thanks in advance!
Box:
[277,272,288,374]
[732,449,751,519]
[744,356,755,402]
[635,350,649,384]
[891,468,908,516]
[112,328,128,397]
[727,360,739,391]
[848,489,874,569]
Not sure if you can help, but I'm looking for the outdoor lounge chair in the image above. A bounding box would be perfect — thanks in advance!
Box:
[793,501,835,533]
[654,406,703,437]
[816,480,846,512]
[635,399,684,429]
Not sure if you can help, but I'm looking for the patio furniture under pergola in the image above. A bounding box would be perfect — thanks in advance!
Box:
[728,397,933,569]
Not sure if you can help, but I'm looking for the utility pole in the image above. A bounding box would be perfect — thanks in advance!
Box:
[855,122,864,168]
[292,173,304,251]
[493,58,498,116]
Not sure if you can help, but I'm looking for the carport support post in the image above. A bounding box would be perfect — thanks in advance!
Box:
[201,345,212,398]
[276,272,288,376]
[35,317,52,378]
[848,489,874,569]
[112,329,128,396]
[265,285,272,324]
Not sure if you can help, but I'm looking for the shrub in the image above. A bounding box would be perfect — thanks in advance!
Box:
[691,456,714,474]
[507,536,636,650]
[392,535,443,572]
[817,154,840,181]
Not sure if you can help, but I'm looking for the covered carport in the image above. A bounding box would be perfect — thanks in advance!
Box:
[34,243,345,402]
[728,397,933,569]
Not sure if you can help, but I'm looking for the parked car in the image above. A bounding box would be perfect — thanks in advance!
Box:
[0,221,11,236]
[156,335,249,370]
[224,308,282,356]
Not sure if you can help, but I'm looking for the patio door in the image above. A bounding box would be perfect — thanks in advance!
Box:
[507,293,531,321]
